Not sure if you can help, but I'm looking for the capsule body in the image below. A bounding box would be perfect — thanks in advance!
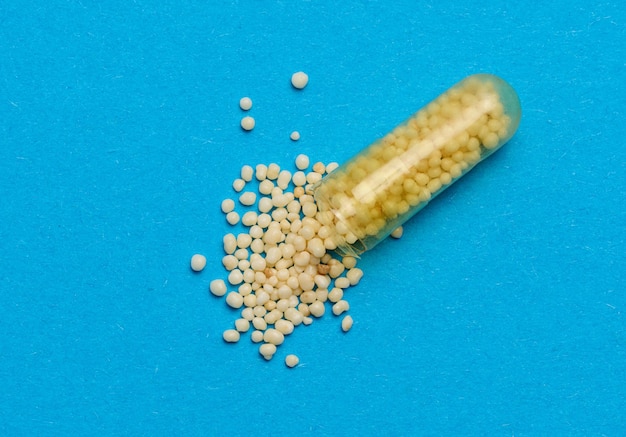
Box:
[314,74,521,256]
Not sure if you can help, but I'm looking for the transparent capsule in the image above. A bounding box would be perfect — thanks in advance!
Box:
[314,73,522,256]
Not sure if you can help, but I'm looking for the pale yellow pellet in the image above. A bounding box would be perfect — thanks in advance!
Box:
[290,131,300,141]
[332,300,350,316]
[275,319,295,335]
[341,315,354,332]
[328,261,345,278]
[306,171,322,184]
[285,354,299,368]
[308,300,325,317]
[325,162,339,173]
[312,162,325,174]
[266,163,280,180]
[346,267,364,286]
[264,309,283,325]
[209,279,227,297]
[240,165,254,182]
[235,318,250,332]
[256,291,270,306]
[259,179,274,195]
[334,277,350,289]
[222,254,238,270]
[243,293,256,308]
[225,292,244,309]
[342,256,357,269]
[255,164,268,181]
[284,308,304,325]
[251,330,264,343]
[241,211,258,227]
[258,197,274,213]
[306,238,325,258]
[226,211,240,225]
[263,328,285,345]
[239,97,252,111]
[235,233,252,249]
[328,287,343,303]
[252,316,268,331]
[223,329,240,343]
[240,308,254,321]
[239,192,256,206]
[390,226,404,239]
[221,198,235,214]
[249,225,264,239]
[291,71,309,89]
[277,170,292,190]
[259,343,277,360]
[238,283,252,296]
[241,116,255,131]
[227,269,244,285]
[315,288,328,303]
[295,154,309,170]
[223,233,237,254]
[232,178,246,192]
[190,254,206,272]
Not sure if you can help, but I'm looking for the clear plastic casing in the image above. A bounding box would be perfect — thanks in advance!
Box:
[314,73,522,256]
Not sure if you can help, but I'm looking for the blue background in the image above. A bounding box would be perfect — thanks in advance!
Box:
[1,1,625,435]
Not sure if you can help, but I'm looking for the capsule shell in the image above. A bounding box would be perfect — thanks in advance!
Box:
[314,73,521,256]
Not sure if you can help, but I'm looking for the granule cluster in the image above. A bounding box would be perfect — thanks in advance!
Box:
[206,155,363,366]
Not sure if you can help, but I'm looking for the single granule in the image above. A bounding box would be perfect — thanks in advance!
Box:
[241,211,258,227]
[239,97,252,111]
[223,329,240,343]
[341,315,353,332]
[235,318,251,332]
[255,164,268,181]
[228,268,244,285]
[266,163,280,180]
[332,300,350,316]
[285,354,299,368]
[291,71,309,89]
[325,162,339,174]
[390,226,404,239]
[259,343,277,360]
[290,131,300,141]
[342,256,357,269]
[263,328,285,345]
[209,279,227,297]
[232,178,246,192]
[240,165,254,182]
[190,254,206,272]
[275,319,294,335]
[239,192,256,206]
[251,330,264,343]
[225,292,244,309]
[309,300,325,317]
[328,287,343,303]
[346,268,364,286]
[221,198,235,213]
[241,116,255,131]
[295,154,309,170]
[226,211,240,225]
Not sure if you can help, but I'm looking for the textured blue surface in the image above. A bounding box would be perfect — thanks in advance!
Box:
[1,1,625,435]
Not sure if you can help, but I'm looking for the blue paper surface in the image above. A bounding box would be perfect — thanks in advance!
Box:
[1,1,625,435]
